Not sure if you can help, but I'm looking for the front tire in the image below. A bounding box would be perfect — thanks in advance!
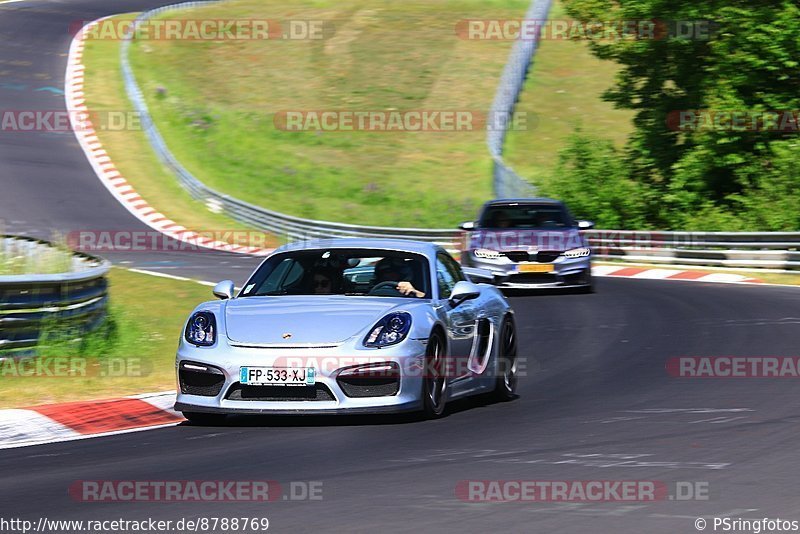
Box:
[422,330,447,418]
[182,411,227,425]
[493,317,518,401]
[577,269,594,294]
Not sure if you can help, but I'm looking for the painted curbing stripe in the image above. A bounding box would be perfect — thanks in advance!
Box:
[667,270,708,280]
[0,391,182,450]
[604,267,648,277]
[593,265,764,285]
[630,268,685,280]
[695,272,754,284]
[0,409,80,448]
[32,398,181,434]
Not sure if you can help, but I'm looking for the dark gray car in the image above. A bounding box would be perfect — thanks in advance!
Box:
[459,198,594,291]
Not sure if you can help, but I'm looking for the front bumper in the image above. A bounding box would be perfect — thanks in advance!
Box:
[465,253,592,288]
[175,340,427,415]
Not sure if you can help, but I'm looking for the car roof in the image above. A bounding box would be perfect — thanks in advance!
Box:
[274,238,440,257]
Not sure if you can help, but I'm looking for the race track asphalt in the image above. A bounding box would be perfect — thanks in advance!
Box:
[2,1,800,533]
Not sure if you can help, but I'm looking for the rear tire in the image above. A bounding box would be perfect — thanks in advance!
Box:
[421,330,447,418]
[182,411,227,425]
[493,317,518,401]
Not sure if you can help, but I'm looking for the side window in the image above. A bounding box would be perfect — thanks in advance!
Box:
[436,255,457,299]
[255,258,304,294]
[441,253,466,283]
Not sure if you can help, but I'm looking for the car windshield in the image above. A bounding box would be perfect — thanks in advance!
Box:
[479,204,573,229]
[240,248,431,298]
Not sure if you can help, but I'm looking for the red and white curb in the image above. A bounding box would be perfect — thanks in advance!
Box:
[0,391,181,450]
[593,265,763,284]
[65,19,271,257]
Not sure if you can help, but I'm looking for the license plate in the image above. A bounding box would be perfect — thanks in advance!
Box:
[518,263,554,273]
[240,367,315,386]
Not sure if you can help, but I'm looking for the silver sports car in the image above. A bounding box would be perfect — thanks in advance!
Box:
[174,239,518,423]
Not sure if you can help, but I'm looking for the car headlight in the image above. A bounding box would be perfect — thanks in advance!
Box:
[185,311,217,347]
[364,312,412,348]
[563,247,591,258]
[473,248,502,259]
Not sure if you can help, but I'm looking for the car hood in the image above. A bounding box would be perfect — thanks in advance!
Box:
[468,228,584,252]
[224,296,411,345]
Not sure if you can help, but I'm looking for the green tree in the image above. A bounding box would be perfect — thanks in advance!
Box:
[542,129,651,229]
[561,0,800,230]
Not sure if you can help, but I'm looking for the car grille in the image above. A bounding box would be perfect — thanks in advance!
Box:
[502,251,530,262]
[225,383,335,401]
[179,362,225,397]
[511,273,557,284]
[502,251,562,263]
[535,251,561,263]
[337,375,400,398]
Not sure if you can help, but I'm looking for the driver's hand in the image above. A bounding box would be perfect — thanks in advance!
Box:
[397,281,423,297]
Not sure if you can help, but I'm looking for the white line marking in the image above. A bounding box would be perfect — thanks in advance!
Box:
[0,422,181,450]
[126,268,190,282]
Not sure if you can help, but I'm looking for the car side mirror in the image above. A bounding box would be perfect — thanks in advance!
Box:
[577,220,595,230]
[449,281,481,307]
[459,221,476,231]
[213,280,235,300]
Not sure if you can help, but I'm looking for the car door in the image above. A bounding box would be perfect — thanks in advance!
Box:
[436,253,477,380]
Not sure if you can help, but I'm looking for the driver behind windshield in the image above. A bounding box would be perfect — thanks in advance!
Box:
[373,257,424,298]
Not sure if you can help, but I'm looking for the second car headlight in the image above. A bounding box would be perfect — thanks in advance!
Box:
[185,311,217,346]
[563,247,591,258]
[364,312,412,347]
[473,248,502,259]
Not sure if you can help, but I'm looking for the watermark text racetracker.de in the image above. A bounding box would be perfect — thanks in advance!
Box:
[456,19,716,41]
[667,110,800,132]
[273,110,531,132]
[68,480,323,502]
[456,480,710,502]
[72,18,332,40]
[667,357,800,378]
[465,229,706,252]
[0,110,146,133]
[0,357,150,379]
[259,355,526,379]
[66,230,274,252]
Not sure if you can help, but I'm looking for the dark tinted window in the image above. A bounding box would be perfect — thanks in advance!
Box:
[241,249,431,298]
[436,252,465,298]
[479,204,573,229]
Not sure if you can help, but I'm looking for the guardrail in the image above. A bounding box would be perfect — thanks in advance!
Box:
[488,0,551,199]
[0,236,110,354]
[586,230,800,270]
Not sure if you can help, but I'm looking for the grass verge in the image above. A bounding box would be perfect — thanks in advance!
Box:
[0,268,212,408]
[116,0,528,228]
